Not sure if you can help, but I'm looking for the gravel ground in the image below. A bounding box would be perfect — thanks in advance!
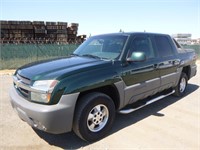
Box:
[0,65,199,150]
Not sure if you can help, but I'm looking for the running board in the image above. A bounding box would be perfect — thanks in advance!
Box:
[119,90,175,114]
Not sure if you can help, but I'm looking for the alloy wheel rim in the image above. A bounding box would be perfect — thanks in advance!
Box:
[180,77,186,93]
[87,104,109,132]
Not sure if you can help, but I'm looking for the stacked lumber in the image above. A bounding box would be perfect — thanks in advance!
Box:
[67,23,78,43]
[0,20,86,44]
[77,35,87,43]
[1,21,34,43]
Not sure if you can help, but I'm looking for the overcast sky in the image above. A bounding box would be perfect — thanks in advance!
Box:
[1,0,200,38]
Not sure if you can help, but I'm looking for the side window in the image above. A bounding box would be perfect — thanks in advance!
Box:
[128,36,155,59]
[155,36,174,57]
[173,38,181,48]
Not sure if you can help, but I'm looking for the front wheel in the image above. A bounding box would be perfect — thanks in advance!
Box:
[73,92,115,142]
[174,72,188,97]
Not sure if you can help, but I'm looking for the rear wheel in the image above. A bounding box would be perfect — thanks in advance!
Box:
[73,92,115,142]
[174,72,188,97]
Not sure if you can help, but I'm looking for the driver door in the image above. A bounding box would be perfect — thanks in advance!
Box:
[122,34,160,104]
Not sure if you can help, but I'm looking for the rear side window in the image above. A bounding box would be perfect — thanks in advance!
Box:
[155,36,174,57]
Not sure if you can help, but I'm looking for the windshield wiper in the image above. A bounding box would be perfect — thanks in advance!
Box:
[82,54,101,59]
[71,53,80,57]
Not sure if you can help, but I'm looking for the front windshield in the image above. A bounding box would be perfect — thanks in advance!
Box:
[74,35,128,60]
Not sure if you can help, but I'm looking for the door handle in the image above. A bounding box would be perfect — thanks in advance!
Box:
[157,62,172,69]
[153,64,159,69]
[173,60,180,65]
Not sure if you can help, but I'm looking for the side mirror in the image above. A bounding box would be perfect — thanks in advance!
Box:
[127,52,146,62]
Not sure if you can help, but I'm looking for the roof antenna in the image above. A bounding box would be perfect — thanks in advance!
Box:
[119,29,124,33]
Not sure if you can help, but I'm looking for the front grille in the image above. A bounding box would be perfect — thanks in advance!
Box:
[16,73,31,85]
[14,73,31,99]
[17,87,29,98]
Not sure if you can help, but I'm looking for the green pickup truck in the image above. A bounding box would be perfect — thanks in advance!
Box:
[10,32,197,142]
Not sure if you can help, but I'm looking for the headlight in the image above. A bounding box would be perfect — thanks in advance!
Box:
[31,80,58,103]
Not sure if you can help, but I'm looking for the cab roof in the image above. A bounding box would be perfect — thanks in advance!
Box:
[92,32,170,37]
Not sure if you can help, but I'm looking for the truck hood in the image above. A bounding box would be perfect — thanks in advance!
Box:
[17,56,112,81]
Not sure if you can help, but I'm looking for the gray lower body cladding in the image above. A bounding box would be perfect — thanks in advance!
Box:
[9,86,79,134]
[114,71,181,107]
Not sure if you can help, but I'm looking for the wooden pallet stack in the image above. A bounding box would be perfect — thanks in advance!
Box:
[19,21,34,42]
[46,21,57,42]
[1,21,10,43]
[57,22,68,43]
[67,23,79,43]
[1,20,84,44]
[0,21,34,43]
[77,35,87,43]
[33,21,46,42]
[46,21,68,43]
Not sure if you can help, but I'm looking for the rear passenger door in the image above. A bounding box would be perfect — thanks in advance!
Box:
[154,35,180,91]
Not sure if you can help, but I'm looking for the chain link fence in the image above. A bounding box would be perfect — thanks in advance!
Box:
[0,44,199,70]
[182,45,200,58]
[0,44,79,69]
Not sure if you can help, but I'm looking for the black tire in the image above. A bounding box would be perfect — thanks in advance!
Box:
[174,72,188,97]
[73,92,115,142]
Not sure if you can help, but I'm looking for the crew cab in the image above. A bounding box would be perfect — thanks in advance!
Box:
[10,32,197,142]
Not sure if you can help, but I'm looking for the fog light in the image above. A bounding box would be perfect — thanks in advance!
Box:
[31,119,47,131]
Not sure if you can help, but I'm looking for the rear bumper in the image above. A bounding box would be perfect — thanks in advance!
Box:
[9,86,79,134]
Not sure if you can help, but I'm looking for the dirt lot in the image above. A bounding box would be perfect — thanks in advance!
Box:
[0,66,200,150]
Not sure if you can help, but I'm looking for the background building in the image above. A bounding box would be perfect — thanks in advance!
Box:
[172,33,192,45]
[191,38,200,45]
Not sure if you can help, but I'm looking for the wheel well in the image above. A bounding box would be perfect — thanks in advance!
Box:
[77,85,120,110]
[182,66,191,79]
